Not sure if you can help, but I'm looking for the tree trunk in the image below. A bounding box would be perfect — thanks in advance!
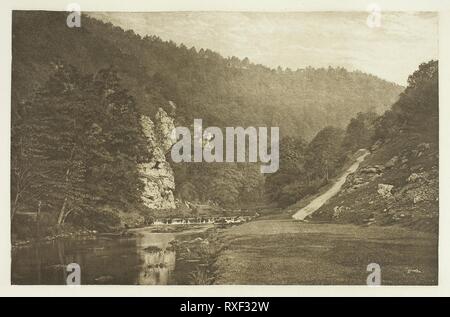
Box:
[11,193,20,221]
[62,208,74,224]
[36,201,41,240]
[57,144,76,228]
[57,197,68,227]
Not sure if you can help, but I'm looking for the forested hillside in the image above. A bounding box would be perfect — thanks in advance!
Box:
[11,64,151,236]
[312,61,439,232]
[12,11,402,139]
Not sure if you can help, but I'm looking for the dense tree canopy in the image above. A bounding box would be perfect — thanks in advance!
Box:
[12,11,402,140]
[11,64,149,233]
[374,60,438,141]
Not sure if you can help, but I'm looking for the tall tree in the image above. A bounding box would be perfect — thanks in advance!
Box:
[11,62,150,232]
[305,127,344,182]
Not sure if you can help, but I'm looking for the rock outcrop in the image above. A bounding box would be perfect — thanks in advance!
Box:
[313,138,438,232]
[377,184,394,199]
[139,107,177,209]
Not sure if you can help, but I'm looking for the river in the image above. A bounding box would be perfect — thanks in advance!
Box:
[11,225,212,285]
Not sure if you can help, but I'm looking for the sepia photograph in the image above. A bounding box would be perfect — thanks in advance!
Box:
[9,4,440,288]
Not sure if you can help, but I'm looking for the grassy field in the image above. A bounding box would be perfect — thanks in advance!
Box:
[214,219,438,285]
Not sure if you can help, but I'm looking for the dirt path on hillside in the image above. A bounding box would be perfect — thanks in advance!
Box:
[292,149,370,220]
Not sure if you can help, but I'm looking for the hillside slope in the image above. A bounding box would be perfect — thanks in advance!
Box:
[12,11,403,139]
[312,61,438,232]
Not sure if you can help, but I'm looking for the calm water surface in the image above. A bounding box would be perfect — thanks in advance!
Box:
[12,225,211,285]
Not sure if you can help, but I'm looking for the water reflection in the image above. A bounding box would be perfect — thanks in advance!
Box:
[138,249,176,285]
[12,229,183,285]
[135,230,176,285]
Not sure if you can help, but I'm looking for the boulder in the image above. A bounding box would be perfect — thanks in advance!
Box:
[370,140,383,151]
[417,143,430,151]
[332,206,343,219]
[374,164,385,171]
[360,165,384,175]
[385,156,399,168]
[361,167,378,174]
[407,172,429,183]
[377,183,394,199]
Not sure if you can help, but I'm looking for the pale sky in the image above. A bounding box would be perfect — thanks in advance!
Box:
[89,12,438,85]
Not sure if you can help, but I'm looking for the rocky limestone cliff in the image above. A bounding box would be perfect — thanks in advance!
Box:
[139,107,177,209]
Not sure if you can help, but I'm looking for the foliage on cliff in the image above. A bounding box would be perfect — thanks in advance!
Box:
[11,63,149,235]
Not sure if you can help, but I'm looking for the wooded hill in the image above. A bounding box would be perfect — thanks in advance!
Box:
[312,60,439,232]
[12,11,403,139]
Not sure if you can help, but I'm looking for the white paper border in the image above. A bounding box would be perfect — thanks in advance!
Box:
[1,0,449,297]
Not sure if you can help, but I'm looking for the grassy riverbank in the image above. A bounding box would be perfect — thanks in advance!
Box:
[169,227,225,284]
[212,219,438,285]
